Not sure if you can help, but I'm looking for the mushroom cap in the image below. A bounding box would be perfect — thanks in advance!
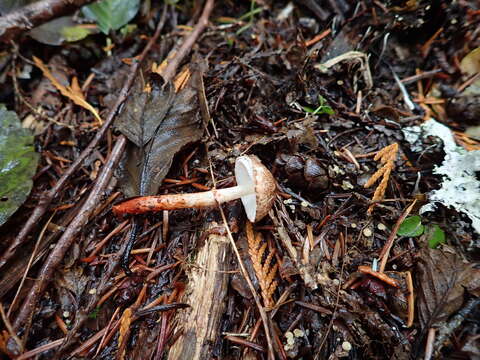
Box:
[235,155,277,222]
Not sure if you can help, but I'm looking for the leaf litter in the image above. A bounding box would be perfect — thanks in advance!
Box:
[0,1,479,360]
[116,66,203,197]
[0,105,39,226]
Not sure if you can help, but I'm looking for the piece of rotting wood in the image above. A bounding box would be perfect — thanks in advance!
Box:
[168,222,231,360]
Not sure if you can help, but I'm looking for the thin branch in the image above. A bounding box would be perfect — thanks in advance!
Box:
[0,9,166,269]
[0,0,96,42]
[13,136,127,333]
[53,228,132,359]
[378,200,416,273]
[205,152,275,360]
[161,0,214,83]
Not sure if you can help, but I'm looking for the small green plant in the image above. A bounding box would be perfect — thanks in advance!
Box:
[236,1,262,35]
[82,0,140,35]
[398,215,446,248]
[427,224,446,249]
[302,95,335,116]
[88,306,101,319]
[398,215,424,237]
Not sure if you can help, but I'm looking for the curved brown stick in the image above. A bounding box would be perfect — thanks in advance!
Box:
[0,0,96,42]
[12,11,168,334]
[13,136,126,332]
[161,0,214,83]
[0,9,164,269]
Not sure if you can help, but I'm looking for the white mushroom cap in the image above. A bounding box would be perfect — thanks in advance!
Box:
[235,155,277,222]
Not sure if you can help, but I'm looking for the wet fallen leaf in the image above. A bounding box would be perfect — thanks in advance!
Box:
[82,0,140,35]
[426,224,446,249]
[398,215,424,237]
[29,16,97,45]
[115,73,175,147]
[116,68,203,197]
[416,247,480,328]
[0,105,39,226]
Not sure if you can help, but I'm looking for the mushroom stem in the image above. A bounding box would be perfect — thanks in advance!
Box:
[113,184,255,215]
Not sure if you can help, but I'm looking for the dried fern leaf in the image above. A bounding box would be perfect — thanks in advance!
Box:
[364,143,399,213]
[246,222,278,308]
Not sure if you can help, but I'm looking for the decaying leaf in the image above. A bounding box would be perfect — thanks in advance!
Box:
[0,105,39,226]
[115,73,175,147]
[29,16,97,45]
[416,247,480,329]
[459,47,480,96]
[116,67,203,197]
[33,56,102,123]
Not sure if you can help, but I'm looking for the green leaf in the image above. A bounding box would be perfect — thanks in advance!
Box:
[320,105,335,115]
[88,306,101,319]
[29,17,97,45]
[60,25,94,42]
[302,96,335,116]
[398,215,424,237]
[427,225,446,249]
[238,6,263,21]
[302,105,316,114]
[82,0,140,35]
[119,24,137,37]
[0,105,39,226]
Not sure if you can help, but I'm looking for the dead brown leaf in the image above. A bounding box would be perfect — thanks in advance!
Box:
[32,56,102,124]
[116,67,203,197]
[416,247,480,328]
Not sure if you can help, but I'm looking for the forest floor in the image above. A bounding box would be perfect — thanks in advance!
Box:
[0,1,479,359]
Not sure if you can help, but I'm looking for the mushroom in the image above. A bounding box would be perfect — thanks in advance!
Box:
[113,155,277,222]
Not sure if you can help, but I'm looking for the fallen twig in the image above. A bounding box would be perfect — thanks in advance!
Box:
[0,5,167,269]
[52,226,132,359]
[378,200,416,273]
[13,136,127,335]
[0,0,96,42]
[161,0,214,83]
[206,151,276,360]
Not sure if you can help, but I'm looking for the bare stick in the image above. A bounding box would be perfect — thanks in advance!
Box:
[378,200,416,273]
[424,328,435,360]
[13,136,127,333]
[167,222,230,360]
[53,225,133,359]
[12,6,169,333]
[205,151,275,360]
[0,0,96,42]
[12,9,170,350]
[161,0,214,83]
[0,11,165,269]
[218,208,275,360]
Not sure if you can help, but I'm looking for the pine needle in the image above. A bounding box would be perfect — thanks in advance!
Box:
[364,143,399,213]
[246,222,278,309]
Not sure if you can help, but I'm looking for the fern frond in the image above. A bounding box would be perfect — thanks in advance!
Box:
[364,143,399,214]
[246,222,278,308]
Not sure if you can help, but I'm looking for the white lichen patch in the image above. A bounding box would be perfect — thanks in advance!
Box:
[404,119,480,234]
